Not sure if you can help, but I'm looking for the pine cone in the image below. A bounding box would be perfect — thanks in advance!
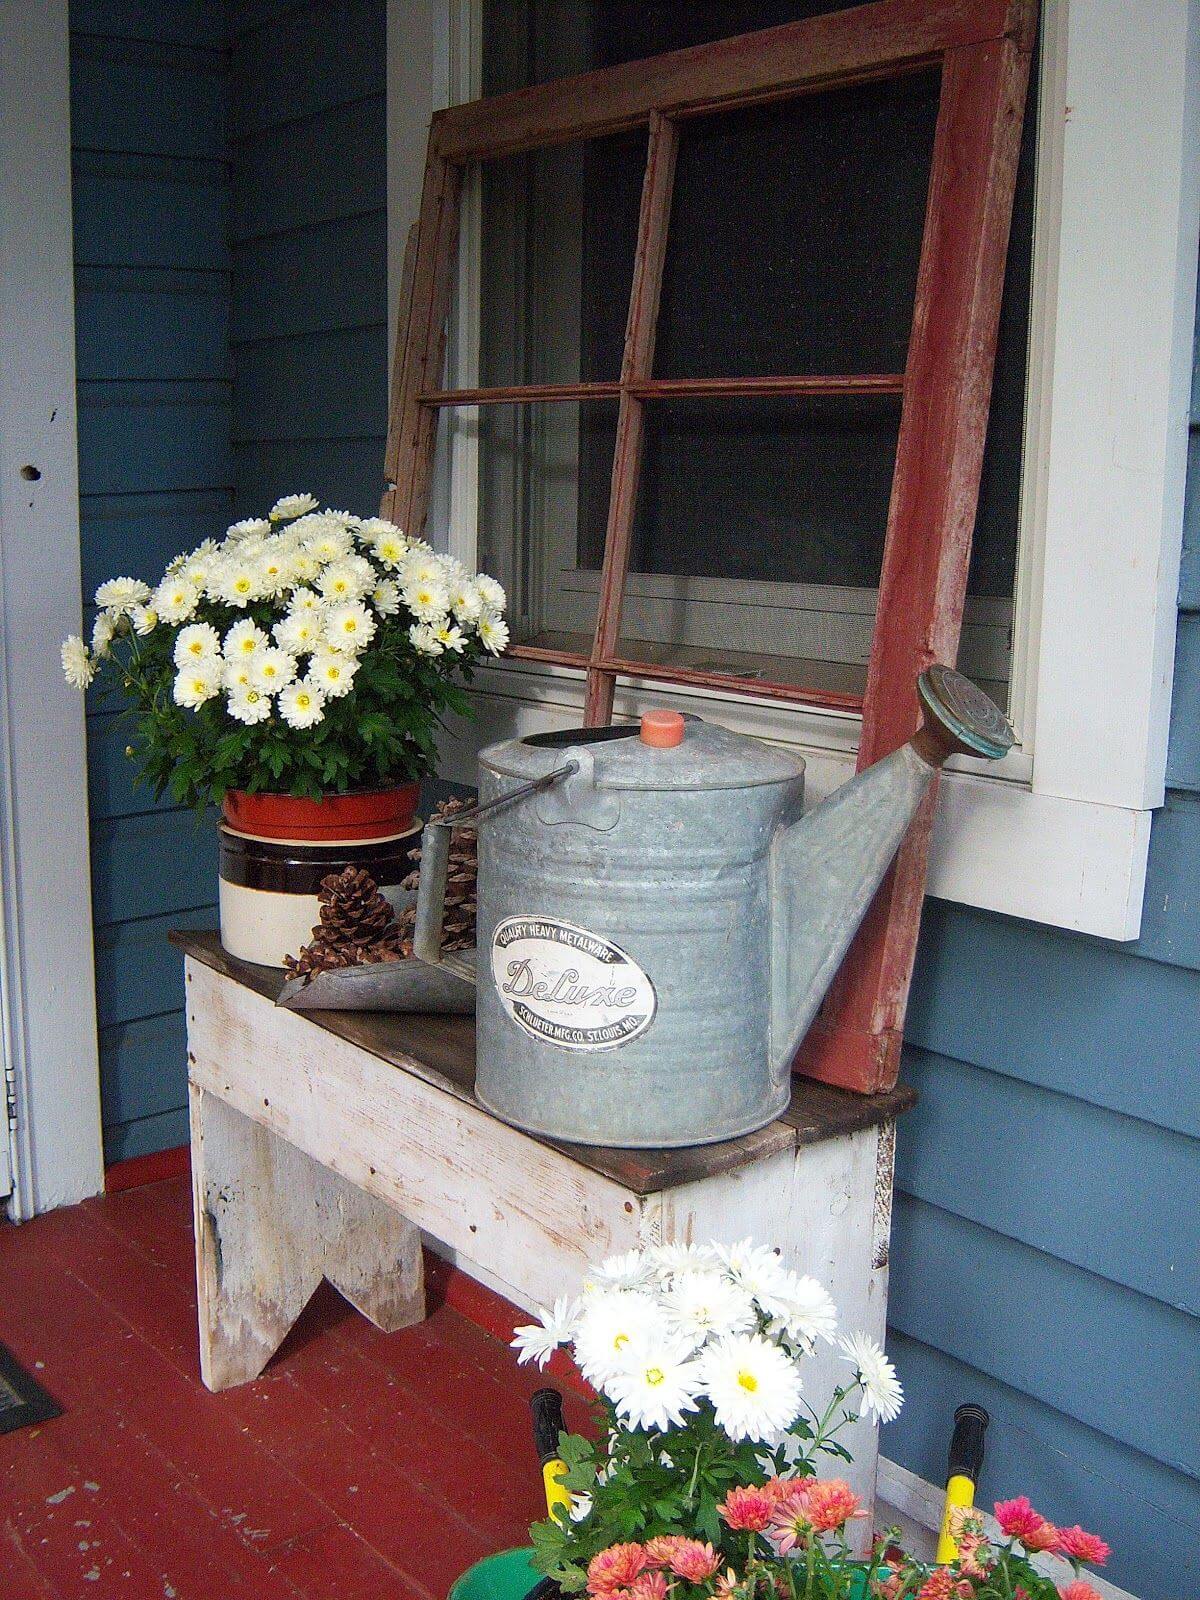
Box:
[394,796,479,956]
[284,865,404,983]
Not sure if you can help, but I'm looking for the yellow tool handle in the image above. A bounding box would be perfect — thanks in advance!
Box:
[935,1473,976,1562]
[542,1458,573,1522]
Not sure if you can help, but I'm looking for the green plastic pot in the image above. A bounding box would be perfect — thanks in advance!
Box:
[449,1547,541,1600]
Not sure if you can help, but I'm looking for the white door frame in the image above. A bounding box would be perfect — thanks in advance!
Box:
[0,0,104,1217]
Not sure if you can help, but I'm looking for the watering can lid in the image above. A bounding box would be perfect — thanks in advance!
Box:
[481,715,804,792]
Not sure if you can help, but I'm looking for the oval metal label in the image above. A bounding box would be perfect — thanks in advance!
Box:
[490,916,657,1052]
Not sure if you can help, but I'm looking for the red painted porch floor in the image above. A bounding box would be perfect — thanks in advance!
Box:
[0,1175,592,1600]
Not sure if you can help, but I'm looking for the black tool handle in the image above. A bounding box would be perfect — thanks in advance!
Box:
[530,1387,566,1466]
[947,1402,989,1483]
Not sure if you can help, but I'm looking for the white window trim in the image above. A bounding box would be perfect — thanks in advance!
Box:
[0,0,104,1216]
[388,0,1200,941]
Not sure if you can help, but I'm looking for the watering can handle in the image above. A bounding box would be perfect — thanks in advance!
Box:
[412,763,578,964]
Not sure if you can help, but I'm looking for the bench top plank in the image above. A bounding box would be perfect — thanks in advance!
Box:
[172,930,915,1196]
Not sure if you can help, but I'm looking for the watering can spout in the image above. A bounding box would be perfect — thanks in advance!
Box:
[768,666,1014,1087]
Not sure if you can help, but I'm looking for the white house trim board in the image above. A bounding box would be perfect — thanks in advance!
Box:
[388,1,1200,940]
[0,0,104,1216]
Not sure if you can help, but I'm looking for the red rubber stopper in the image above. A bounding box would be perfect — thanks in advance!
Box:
[640,709,685,748]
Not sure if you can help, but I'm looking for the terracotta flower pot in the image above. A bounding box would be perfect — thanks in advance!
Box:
[217,783,422,968]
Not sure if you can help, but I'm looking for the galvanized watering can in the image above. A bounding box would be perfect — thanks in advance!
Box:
[413,666,1013,1149]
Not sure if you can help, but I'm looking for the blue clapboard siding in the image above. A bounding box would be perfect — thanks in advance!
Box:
[227,0,388,518]
[889,268,1200,1600]
[69,2,232,1163]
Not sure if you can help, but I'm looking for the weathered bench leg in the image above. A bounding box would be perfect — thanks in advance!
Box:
[189,1082,425,1392]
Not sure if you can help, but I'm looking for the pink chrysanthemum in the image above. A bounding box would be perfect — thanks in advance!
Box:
[1059,1583,1104,1600]
[643,1536,687,1567]
[1057,1526,1111,1567]
[665,1541,721,1583]
[766,1486,813,1557]
[994,1496,1059,1551]
[630,1573,669,1600]
[956,1532,993,1579]
[587,1544,650,1595]
[914,1572,956,1600]
[713,1570,742,1600]
[717,1484,778,1532]
[803,1478,865,1533]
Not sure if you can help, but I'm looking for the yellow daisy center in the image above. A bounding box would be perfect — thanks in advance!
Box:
[645,1367,664,1387]
[737,1370,758,1393]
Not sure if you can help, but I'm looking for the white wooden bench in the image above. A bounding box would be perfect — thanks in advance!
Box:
[174,930,914,1513]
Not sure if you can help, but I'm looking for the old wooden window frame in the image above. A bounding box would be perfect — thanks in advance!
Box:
[385,0,1038,1092]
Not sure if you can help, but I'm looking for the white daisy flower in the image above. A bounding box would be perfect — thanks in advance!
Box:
[269,492,319,522]
[278,679,327,729]
[402,575,450,624]
[223,659,254,692]
[317,555,374,603]
[322,507,361,531]
[369,526,408,568]
[607,1339,705,1433]
[173,659,223,709]
[715,1240,792,1319]
[649,1242,721,1279]
[698,1332,803,1442]
[573,1290,672,1387]
[255,543,293,597]
[61,635,95,689]
[287,585,323,616]
[212,557,263,608]
[664,1271,757,1345]
[477,609,510,656]
[510,1295,581,1371]
[409,622,442,656]
[274,610,322,656]
[91,611,116,658]
[434,622,465,653]
[288,546,321,585]
[226,685,272,725]
[173,622,221,668]
[130,605,158,636]
[248,647,297,693]
[224,620,269,660]
[371,578,401,616]
[838,1331,903,1422]
[474,574,506,613]
[775,1274,838,1349]
[324,600,376,653]
[180,542,218,589]
[357,515,404,541]
[305,522,354,565]
[586,1249,655,1293]
[153,575,200,625]
[449,577,483,624]
[308,647,358,699]
[94,576,151,614]
[398,549,445,589]
[226,516,270,542]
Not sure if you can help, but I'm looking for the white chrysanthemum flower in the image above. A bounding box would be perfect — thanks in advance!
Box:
[586,1249,655,1294]
[409,622,442,656]
[269,492,318,522]
[288,546,321,585]
[212,557,263,608]
[255,543,293,597]
[402,575,450,624]
[324,600,376,653]
[664,1271,757,1345]
[607,1338,705,1433]
[371,578,401,616]
[153,575,200,625]
[649,1242,721,1279]
[274,610,322,656]
[318,555,374,603]
[434,622,465,653]
[287,585,323,616]
[173,659,222,709]
[477,609,510,656]
[574,1290,672,1387]
[369,526,408,568]
[226,516,270,542]
[91,611,116,658]
[357,515,403,540]
[305,521,354,565]
[398,549,445,588]
[224,619,269,660]
[775,1274,838,1349]
[180,541,218,589]
[61,635,95,689]
[838,1331,903,1423]
[278,679,326,729]
[130,605,158,636]
[715,1240,793,1319]
[511,1295,581,1370]
[248,647,297,693]
[226,685,273,725]
[308,646,358,699]
[95,576,152,614]
[323,507,361,531]
[174,622,222,668]
[223,658,254,692]
[449,576,483,624]
[698,1332,803,1442]
[474,574,506,613]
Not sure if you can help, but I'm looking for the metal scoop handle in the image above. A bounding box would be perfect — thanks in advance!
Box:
[412,762,577,966]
